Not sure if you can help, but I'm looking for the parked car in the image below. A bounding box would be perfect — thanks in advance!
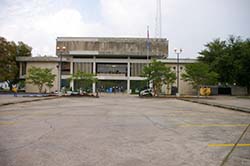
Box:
[139,89,153,97]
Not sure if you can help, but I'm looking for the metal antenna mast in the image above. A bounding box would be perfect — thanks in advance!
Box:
[155,0,162,39]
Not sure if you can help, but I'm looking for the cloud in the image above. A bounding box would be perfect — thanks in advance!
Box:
[34,9,86,36]
[0,0,90,56]
[0,0,249,58]
[0,0,157,56]
[100,0,156,37]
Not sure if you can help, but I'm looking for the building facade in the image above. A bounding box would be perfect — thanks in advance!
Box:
[17,37,196,95]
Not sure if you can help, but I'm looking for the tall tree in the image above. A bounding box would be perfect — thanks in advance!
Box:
[0,37,18,89]
[181,63,218,96]
[16,41,32,57]
[199,36,250,94]
[198,38,230,83]
[235,39,250,93]
[142,60,176,96]
[26,66,56,93]
[198,38,227,65]
[0,36,32,90]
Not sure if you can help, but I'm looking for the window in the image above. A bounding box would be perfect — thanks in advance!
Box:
[131,63,147,76]
[21,62,26,76]
[61,62,70,75]
[97,63,127,76]
[74,62,92,73]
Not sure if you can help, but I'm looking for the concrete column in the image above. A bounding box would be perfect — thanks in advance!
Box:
[57,60,60,92]
[127,57,130,94]
[70,61,74,91]
[19,63,22,78]
[92,56,96,93]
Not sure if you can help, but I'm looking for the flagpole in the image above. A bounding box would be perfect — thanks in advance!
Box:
[147,26,150,89]
[147,25,149,65]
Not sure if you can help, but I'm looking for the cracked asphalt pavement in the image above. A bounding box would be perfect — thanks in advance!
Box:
[0,95,249,166]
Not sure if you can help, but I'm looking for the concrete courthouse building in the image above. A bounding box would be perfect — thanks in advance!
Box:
[17,37,196,95]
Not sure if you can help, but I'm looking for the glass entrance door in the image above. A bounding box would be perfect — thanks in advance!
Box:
[97,80,127,93]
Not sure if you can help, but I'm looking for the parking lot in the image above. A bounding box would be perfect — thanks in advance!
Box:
[0,95,249,166]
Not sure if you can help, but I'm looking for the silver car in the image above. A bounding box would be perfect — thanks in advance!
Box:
[139,89,153,97]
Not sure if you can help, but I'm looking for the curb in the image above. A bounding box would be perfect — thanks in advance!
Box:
[178,98,250,114]
[0,96,59,107]
[138,95,213,99]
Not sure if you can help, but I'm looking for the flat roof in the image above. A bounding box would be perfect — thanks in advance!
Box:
[56,37,169,57]
[16,56,68,62]
[57,37,168,42]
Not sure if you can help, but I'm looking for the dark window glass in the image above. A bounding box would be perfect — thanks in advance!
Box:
[61,62,70,75]
[97,63,127,76]
[21,62,26,76]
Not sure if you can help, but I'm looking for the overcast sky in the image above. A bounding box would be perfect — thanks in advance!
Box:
[0,0,249,58]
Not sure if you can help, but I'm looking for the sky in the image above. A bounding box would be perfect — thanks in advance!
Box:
[0,0,249,58]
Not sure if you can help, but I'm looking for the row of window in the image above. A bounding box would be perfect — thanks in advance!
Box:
[20,62,184,77]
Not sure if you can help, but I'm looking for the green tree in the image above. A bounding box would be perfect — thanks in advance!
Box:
[0,36,32,90]
[165,72,176,95]
[198,38,230,83]
[199,36,250,94]
[235,39,250,93]
[181,63,218,96]
[16,41,32,57]
[26,66,56,93]
[198,38,227,65]
[70,71,97,92]
[46,80,54,93]
[142,60,176,96]
[0,37,18,90]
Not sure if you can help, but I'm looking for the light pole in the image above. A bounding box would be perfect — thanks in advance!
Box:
[174,48,183,96]
[56,46,66,94]
[146,25,150,64]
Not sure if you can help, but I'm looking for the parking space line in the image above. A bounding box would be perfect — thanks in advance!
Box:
[179,124,249,127]
[0,112,51,116]
[0,112,23,115]
[208,144,250,147]
[30,113,51,116]
[0,121,16,125]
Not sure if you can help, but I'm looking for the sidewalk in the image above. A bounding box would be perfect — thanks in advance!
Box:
[179,96,250,113]
[0,94,58,106]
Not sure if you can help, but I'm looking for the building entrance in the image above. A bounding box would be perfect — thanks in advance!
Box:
[97,80,127,93]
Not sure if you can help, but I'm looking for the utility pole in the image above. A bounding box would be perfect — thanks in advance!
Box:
[147,25,150,64]
[155,0,162,39]
[174,48,183,96]
[56,46,66,95]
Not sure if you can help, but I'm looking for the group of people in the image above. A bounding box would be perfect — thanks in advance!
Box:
[98,86,125,93]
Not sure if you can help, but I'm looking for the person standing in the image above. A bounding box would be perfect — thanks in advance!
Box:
[12,85,17,97]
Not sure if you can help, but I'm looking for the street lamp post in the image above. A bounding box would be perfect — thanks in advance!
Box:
[56,46,66,94]
[174,48,183,96]
[146,25,150,64]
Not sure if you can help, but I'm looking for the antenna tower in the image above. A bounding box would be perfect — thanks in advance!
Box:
[155,0,162,39]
